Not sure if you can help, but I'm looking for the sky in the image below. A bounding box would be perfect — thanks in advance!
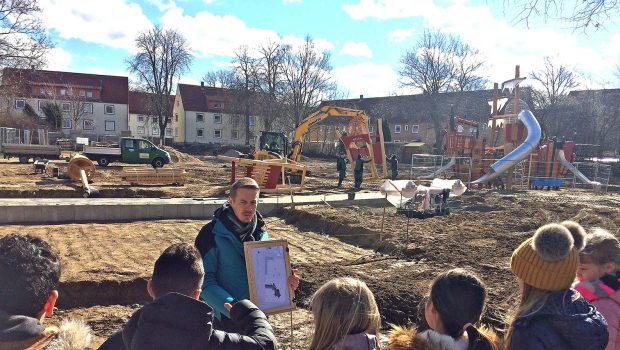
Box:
[40,0,620,98]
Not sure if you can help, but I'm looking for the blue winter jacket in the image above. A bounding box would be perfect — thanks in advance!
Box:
[509,288,609,350]
[195,206,268,321]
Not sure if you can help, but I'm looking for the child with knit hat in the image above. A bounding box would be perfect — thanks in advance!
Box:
[505,221,609,350]
[574,227,620,350]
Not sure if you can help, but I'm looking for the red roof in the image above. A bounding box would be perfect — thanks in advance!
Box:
[128,91,174,115]
[1,67,128,104]
[177,83,236,113]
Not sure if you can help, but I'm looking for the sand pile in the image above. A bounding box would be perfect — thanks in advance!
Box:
[162,146,203,164]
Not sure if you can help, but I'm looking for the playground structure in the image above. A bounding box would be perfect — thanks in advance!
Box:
[218,155,307,193]
[410,66,607,191]
[380,178,467,218]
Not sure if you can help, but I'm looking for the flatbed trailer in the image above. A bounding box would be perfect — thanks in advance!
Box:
[1,143,62,164]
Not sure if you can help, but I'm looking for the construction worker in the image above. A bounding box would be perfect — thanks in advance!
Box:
[336,153,349,188]
[354,154,371,190]
[389,154,399,180]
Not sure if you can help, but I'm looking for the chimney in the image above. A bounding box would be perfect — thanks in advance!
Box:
[31,65,35,70]
[359,94,363,100]
[200,81,204,87]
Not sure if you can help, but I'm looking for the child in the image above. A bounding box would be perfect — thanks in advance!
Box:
[574,227,620,350]
[308,277,381,350]
[505,221,609,350]
[98,243,277,350]
[388,268,499,350]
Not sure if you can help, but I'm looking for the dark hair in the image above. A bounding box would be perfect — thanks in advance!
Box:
[151,243,204,298]
[0,234,61,317]
[430,269,496,350]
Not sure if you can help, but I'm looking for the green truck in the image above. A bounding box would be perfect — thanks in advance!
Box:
[83,137,171,167]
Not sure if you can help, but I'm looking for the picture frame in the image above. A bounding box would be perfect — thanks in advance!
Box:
[244,240,296,315]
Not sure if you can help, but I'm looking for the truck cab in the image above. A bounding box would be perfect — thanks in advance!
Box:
[83,137,171,167]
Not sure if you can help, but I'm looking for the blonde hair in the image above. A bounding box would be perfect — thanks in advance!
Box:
[504,282,579,347]
[580,227,620,266]
[308,277,381,350]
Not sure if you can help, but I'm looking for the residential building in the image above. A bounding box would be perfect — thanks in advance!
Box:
[0,67,129,138]
[321,89,532,146]
[172,83,263,145]
[128,91,174,142]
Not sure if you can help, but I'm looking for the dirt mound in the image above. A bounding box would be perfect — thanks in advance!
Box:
[162,146,203,164]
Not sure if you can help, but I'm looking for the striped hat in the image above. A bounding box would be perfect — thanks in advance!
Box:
[511,222,586,291]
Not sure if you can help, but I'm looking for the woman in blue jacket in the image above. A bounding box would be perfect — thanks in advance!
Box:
[506,221,609,350]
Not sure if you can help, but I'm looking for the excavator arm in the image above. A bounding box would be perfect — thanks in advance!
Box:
[289,106,370,162]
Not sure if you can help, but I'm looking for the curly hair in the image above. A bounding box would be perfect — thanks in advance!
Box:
[0,234,61,317]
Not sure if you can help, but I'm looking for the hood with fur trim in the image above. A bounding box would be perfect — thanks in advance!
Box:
[0,317,91,350]
[388,325,499,350]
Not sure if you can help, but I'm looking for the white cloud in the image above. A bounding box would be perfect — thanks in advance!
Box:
[145,0,177,11]
[179,76,200,85]
[344,0,618,87]
[343,0,435,20]
[161,7,333,58]
[387,26,416,43]
[339,41,373,58]
[46,48,72,71]
[332,62,405,98]
[40,0,153,52]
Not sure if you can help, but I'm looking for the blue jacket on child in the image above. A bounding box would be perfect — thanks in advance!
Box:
[510,288,609,350]
[195,204,268,321]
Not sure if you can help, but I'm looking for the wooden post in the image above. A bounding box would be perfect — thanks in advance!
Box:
[489,83,499,148]
[378,118,387,178]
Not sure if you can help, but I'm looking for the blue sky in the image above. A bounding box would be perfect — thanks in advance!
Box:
[41,0,620,98]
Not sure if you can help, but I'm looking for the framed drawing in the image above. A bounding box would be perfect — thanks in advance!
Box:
[244,240,296,315]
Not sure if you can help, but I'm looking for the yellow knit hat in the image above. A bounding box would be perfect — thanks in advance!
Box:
[511,222,586,291]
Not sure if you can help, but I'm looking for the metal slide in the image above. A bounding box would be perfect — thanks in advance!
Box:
[472,110,542,184]
[556,149,601,189]
[419,157,456,179]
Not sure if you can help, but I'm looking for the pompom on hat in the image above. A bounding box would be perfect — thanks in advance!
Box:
[511,221,586,291]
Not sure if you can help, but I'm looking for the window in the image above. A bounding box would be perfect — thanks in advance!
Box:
[412,125,419,133]
[62,118,72,129]
[46,89,52,96]
[197,128,204,137]
[196,113,204,122]
[105,105,115,114]
[39,88,45,95]
[174,128,178,137]
[83,119,94,130]
[123,139,135,148]
[213,102,223,109]
[248,116,256,126]
[369,125,374,133]
[152,127,159,135]
[38,100,46,110]
[86,91,93,98]
[214,114,222,124]
[62,103,71,112]
[14,99,25,109]
[175,114,178,122]
[138,140,149,149]
[137,126,145,135]
[405,125,409,131]
[60,89,66,96]
[232,130,239,139]
[152,117,158,124]
[457,125,464,133]
[165,128,172,137]
[79,90,85,97]
[395,125,402,134]
[470,127,476,134]
[82,103,93,114]
[137,115,145,122]
[105,121,115,131]
[214,129,222,139]
[232,115,240,128]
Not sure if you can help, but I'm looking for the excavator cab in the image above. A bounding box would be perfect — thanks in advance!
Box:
[254,132,288,160]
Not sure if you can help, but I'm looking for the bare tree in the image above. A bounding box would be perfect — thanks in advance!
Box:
[232,46,259,145]
[529,56,579,136]
[282,35,336,127]
[127,27,192,145]
[0,0,52,69]
[399,30,486,150]
[253,40,288,132]
[202,69,236,88]
[506,0,619,30]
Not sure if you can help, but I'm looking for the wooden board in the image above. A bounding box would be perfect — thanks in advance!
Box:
[120,167,187,185]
